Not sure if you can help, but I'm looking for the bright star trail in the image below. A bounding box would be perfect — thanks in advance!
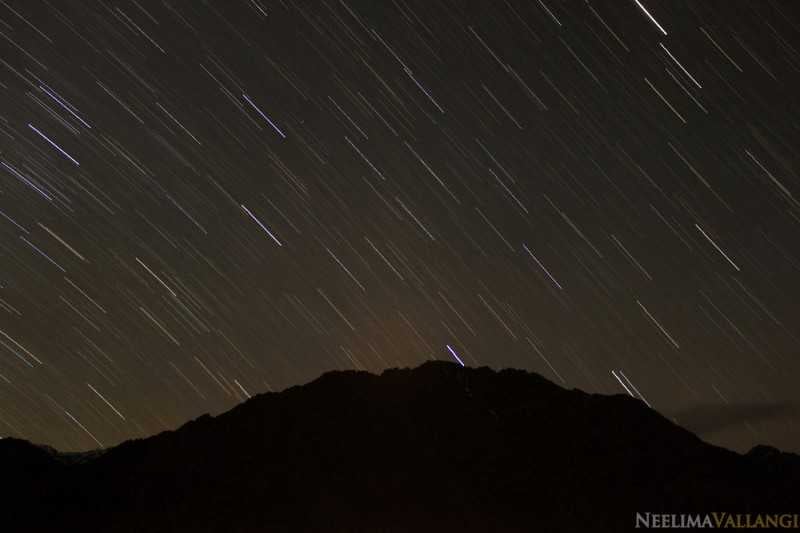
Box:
[0,0,799,455]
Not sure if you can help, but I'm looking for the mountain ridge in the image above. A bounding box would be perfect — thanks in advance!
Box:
[2,361,798,532]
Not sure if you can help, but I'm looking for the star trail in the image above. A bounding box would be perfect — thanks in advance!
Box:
[0,0,799,454]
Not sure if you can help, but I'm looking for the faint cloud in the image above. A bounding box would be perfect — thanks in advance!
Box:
[673,403,795,436]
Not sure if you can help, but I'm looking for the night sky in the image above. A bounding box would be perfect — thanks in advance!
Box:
[1,0,799,454]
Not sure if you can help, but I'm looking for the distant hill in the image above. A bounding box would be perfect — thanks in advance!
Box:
[2,361,799,532]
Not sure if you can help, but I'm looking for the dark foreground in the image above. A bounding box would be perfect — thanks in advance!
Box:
[3,361,799,532]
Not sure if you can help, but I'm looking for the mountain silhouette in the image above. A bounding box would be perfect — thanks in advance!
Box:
[2,361,798,532]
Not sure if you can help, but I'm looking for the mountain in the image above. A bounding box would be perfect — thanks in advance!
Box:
[2,361,798,532]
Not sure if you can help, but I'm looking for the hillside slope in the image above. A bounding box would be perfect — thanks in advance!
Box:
[2,361,798,532]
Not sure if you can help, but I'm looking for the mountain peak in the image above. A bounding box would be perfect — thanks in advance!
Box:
[2,362,798,532]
